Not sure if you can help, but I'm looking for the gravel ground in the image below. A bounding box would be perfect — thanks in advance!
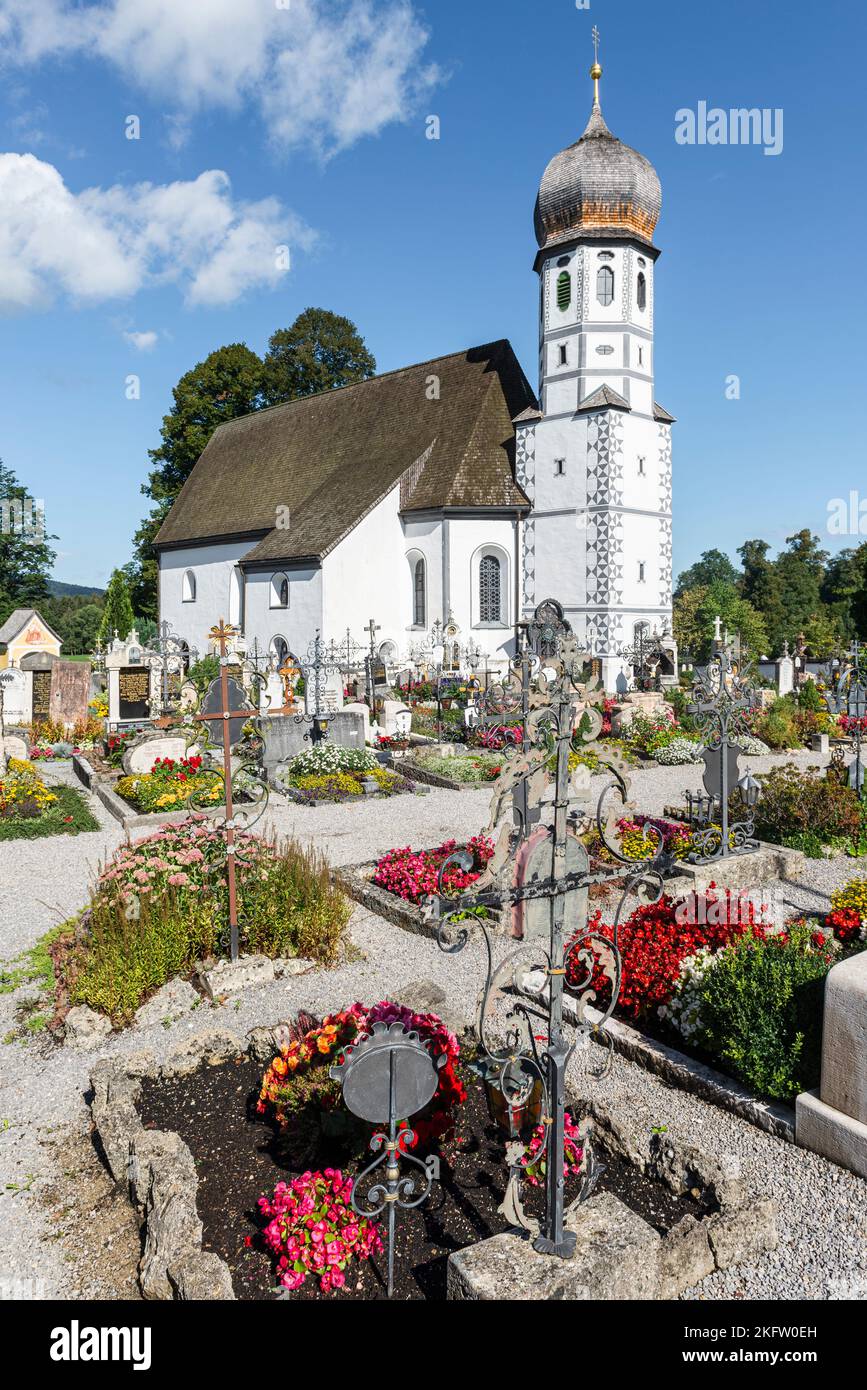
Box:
[0,754,865,1301]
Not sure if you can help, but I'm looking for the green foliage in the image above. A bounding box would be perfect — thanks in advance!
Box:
[753,763,863,847]
[0,460,57,622]
[41,596,104,653]
[0,786,99,841]
[797,679,824,712]
[754,696,802,750]
[68,837,350,1024]
[261,308,376,405]
[675,548,739,595]
[698,922,833,1100]
[187,654,221,693]
[673,582,768,663]
[97,570,135,645]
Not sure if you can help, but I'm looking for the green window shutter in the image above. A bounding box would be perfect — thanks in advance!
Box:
[556,271,571,311]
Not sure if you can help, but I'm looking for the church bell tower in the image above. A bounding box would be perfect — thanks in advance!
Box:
[515,33,675,691]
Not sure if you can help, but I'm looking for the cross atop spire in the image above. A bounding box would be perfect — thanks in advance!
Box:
[590,25,602,108]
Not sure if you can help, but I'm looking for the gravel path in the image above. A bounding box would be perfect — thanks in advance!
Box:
[0,754,865,1300]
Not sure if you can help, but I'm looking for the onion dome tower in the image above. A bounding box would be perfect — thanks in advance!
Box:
[515,31,676,692]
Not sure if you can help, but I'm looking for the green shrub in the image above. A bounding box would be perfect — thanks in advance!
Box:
[754,697,801,750]
[67,833,350,1025]
[754,763,862,848]
[698,922,831,1100]
[187,654,220,693]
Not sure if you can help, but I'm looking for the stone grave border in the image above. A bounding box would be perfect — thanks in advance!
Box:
[90,1022,775,1303]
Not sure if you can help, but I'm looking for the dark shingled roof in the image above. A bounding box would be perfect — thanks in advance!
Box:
[576,384,631,413]
[155,341,536,563]
[653,402,677,423]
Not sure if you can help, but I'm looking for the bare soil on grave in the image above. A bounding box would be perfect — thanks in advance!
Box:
[138,1058,701,1301]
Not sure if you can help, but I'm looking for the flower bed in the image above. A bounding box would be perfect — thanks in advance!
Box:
[55,816,351,1025]
[278,745,418,804]
[566,887,866,1102]
[373,834,494,904]
[0,758,99,841]
[753,763,867,858]
[115,754,224,813]
[409,751,503,785]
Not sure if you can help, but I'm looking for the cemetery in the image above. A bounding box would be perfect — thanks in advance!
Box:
[1,14,865,1329]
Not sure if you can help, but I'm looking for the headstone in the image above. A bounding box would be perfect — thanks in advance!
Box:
[49,660,91,728]
[308,670,344,715]
[0,668,31,725]
[811,733,830,755]
[262,709,368,774]
[198,676,252,750]
[117,666,151,723]
[2,734,28,762]
[178,679,198,712]
[611,690,666,733]
[31,669,52,727]
[342,702,371,745]
[261,670,284,715]
[776,653,794,697]
[381,700,412,737]
[123,736,201,776]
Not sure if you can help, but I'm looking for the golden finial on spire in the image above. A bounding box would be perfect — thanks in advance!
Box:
[590,25,602,106]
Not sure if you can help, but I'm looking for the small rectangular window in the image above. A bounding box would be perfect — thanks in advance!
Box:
[555,459,565,476]
[558,344,568,366]
[638,562,646,582]
[637,456,645,475]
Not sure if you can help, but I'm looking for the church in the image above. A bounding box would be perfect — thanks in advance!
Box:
[156,57,675,692]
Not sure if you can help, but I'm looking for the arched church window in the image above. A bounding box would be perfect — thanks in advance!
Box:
[556,271,571,311]
[182,570,196,603]
[637,272,647,311]
[479,555,502,624]
[270,573,289,609]
[596,265,614,306]
[270,635,290,668]
[413,558,426,626]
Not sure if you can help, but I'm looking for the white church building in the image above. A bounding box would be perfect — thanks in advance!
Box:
[156,61,675,692]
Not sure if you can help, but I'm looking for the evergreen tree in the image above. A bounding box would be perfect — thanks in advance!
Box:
[0,459,56,624]
[98,570,135,645]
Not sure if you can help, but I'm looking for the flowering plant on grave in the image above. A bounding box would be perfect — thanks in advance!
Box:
[373,834,494,904]
[0,759,57,819]
[566,888,770,1022]
[827,878,867,937]
[519,1112,584,1187]
[257,1000,466,1152]
[258,1169,383,1294]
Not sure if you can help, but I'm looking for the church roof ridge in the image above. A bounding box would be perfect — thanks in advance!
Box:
[576,384,631,413]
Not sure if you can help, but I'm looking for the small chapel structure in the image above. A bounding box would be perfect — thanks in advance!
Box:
[156,49,675,692]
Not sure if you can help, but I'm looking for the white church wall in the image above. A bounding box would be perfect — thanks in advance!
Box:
[243,566,323,664]
[449,517,518,666]
[322,485,410,658]
[159,540,250,653]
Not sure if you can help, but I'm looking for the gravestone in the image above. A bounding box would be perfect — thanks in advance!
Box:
[49,660,91,728]
[381,701,412,737]
[308,670,344,716]
[2,735,28,762]
[31,669,52,727]
[776,652,794,697]
[0,668,31,726]
[117,667,151,723]
[262,709,368,774]
[123,736,201,776]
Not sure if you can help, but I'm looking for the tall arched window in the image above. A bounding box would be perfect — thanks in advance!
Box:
[270,573,289,609]
[229,566,244,628]
[479,554,502,624]
[182,569,196,603]
[556,270,571,311]
[270,635,290,668]
[636,271,647,311]
[412,557,426,627]
[596,265,615,306]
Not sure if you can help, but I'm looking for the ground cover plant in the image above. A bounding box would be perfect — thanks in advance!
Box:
[373,834,494,904]
[279,744,411,803]
[0,759,99,841]
[58,817,351,1024]
[410,751,503,784]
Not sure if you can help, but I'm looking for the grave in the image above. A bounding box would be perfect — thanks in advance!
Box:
[796,950,867,1179]
[49,659,91,728]
[0,667,32,726]
[106,631,157,730]
[123,734,200,776]
[261,709,368,774]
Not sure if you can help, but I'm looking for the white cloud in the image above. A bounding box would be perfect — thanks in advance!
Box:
[0,153,316,312]
[124,329,158,351]
[0,0,440,157]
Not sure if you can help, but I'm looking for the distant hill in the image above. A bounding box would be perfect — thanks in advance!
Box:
[47,580,105,598]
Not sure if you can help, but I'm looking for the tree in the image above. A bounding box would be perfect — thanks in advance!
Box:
[262,307,376,405]
[675,548,739,597]
[0,460,56,625]
[126,343,266,618]
[673,582,768,662]
[772,530,828,650]
[98,570,135,644]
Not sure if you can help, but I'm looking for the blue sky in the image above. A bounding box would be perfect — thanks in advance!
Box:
[0,0,864,590]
